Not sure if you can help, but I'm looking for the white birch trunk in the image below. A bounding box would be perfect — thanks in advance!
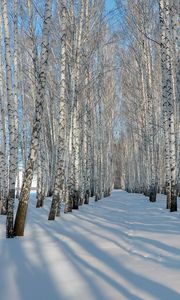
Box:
[14,0,52,235]
[2,0,17,237]
[49,0,67,220]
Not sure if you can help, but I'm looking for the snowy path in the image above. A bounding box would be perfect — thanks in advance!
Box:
[0,190,180,300]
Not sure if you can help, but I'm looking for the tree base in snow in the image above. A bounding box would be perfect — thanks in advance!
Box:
[14,201,28,236]
[149,186,156,202]
[170,195,177,212]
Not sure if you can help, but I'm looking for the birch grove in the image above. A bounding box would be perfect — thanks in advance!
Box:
[114,0,179,210]
[0,0,116,237]
[0,0,179,238]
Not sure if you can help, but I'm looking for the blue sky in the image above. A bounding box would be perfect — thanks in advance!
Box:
[105,0,116,11]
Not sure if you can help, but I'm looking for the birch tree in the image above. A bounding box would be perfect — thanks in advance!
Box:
[14,0,52,236]
[159,0,177,211]
[2,0,18,238]
[48,0,67,220]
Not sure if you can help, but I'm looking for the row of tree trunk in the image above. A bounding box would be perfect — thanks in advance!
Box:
[0,0,116,237]
[114,0,179,211]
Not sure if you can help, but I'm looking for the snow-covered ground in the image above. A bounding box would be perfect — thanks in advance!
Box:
[0,190,180,300]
